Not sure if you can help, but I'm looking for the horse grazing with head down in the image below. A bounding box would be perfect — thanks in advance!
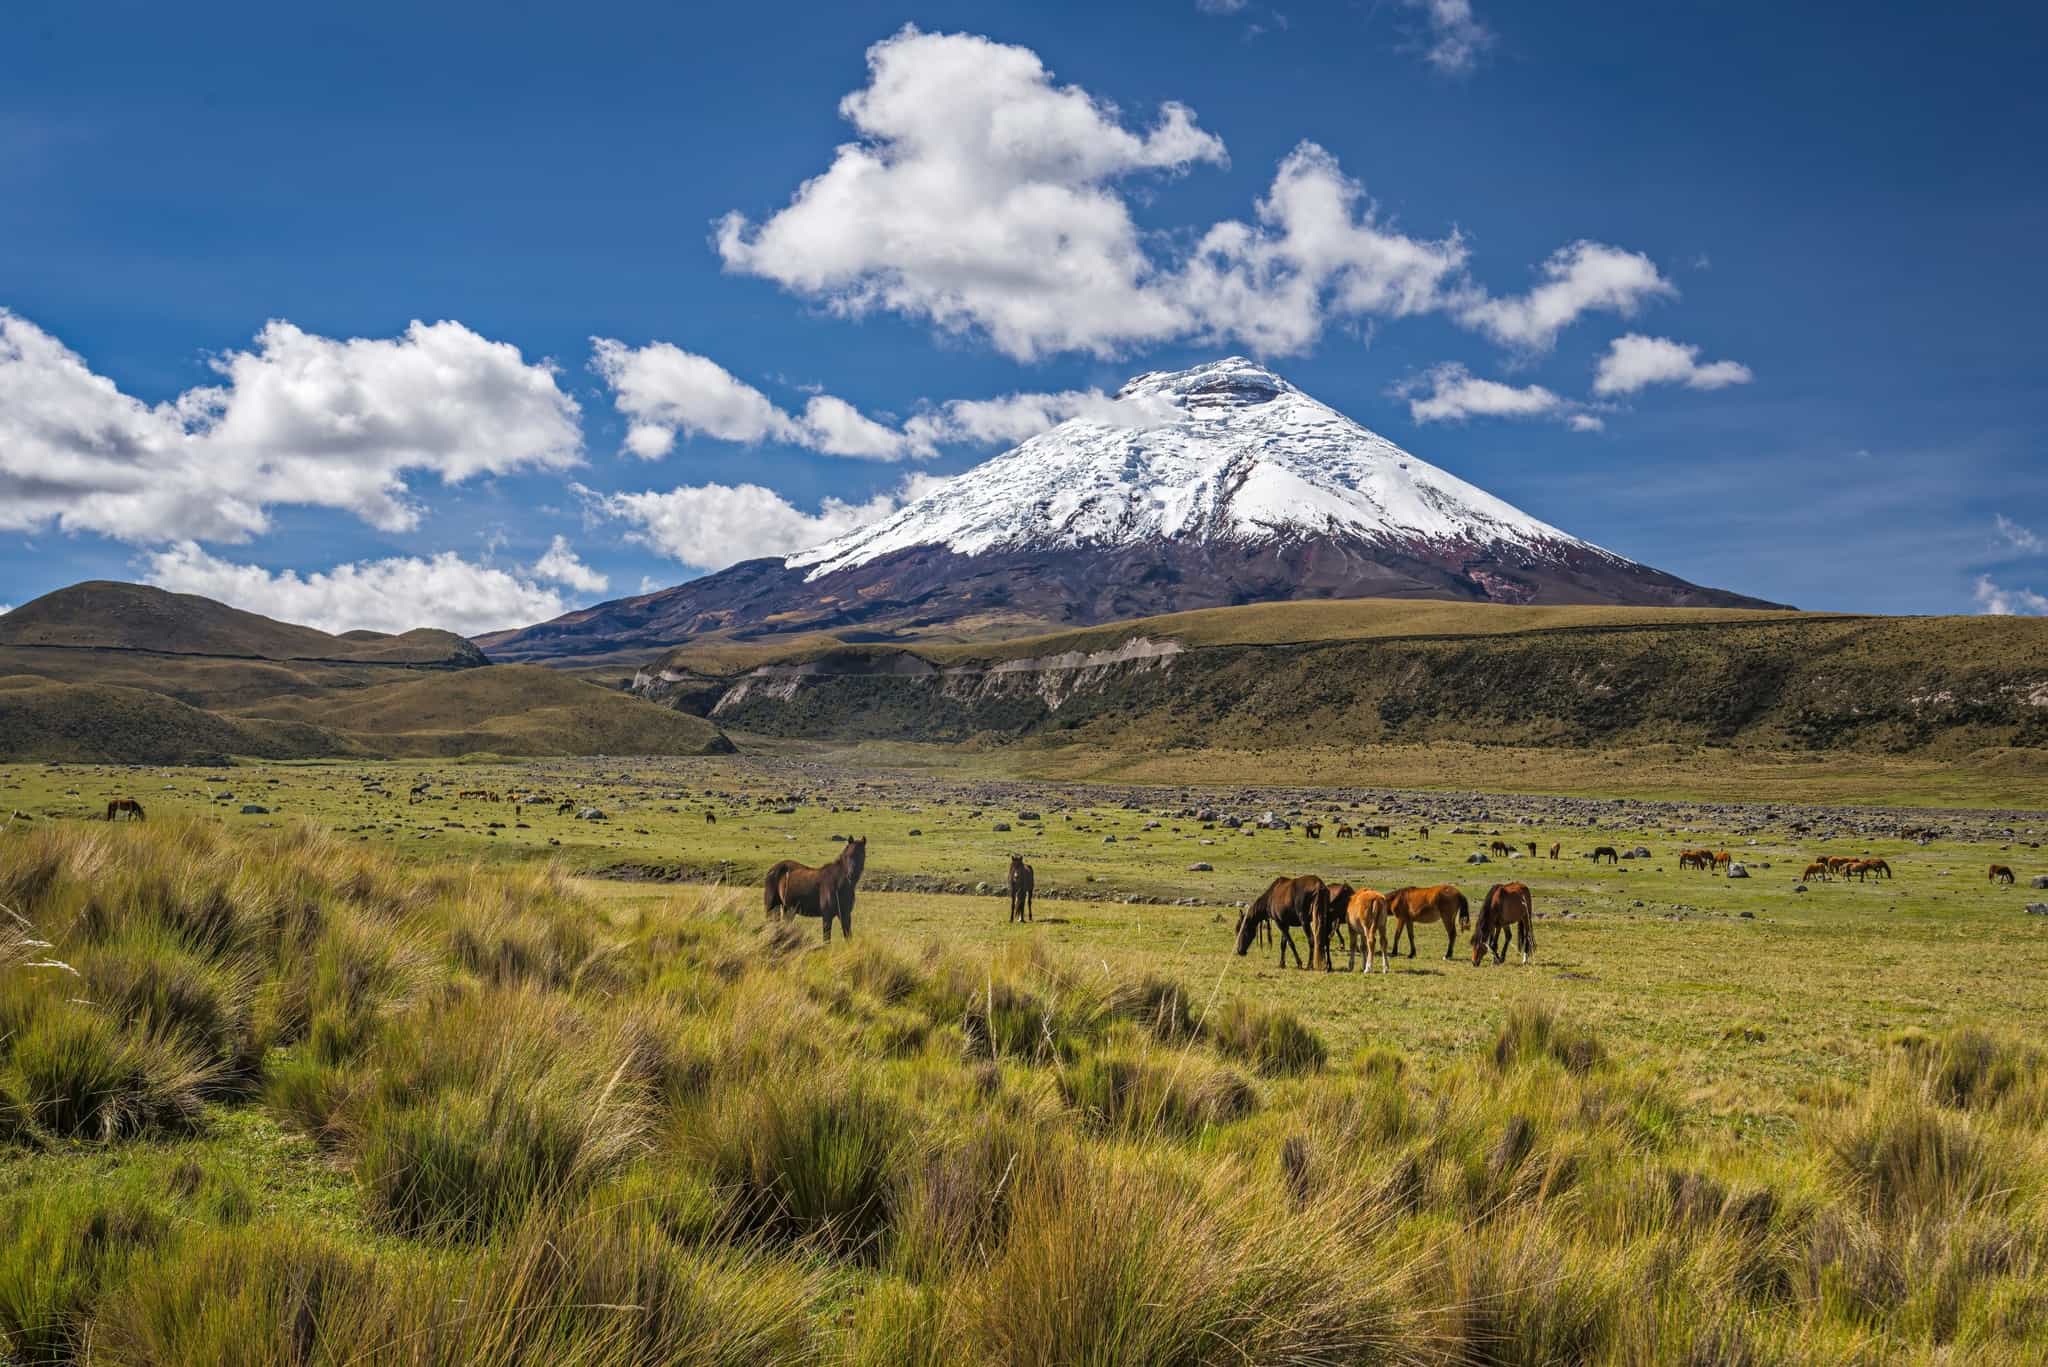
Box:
[1008,854,1035,923]
[764,837,867,943]
[1473,883,1534,965]
[1385,885,1468,960]
[1591,846,1619,865]
[1234,875,1330,970]
[105,797,145,822]
[1990,864,2016,885]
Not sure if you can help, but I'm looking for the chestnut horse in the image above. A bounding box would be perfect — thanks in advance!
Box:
[1234,875,1330,969]
[1341,887,1392,975]
[1008,854,1035,923]
[764,837,867,943]
[1801,862,1830,882]
[1473,883,1534,965]
[1548,843,1561,860]
[1384,885,1468,961]
[1990,864,2016,885]
[105,797,145,822]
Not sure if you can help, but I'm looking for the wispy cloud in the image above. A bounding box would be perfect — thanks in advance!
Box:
[1402,0,1494,75]
[1993,514,2042,553]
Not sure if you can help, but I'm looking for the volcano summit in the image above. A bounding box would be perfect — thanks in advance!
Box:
[480,358,1779,660]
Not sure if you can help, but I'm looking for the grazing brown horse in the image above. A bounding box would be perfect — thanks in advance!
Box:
[1591,846,1619,864]
[764,837,867,943]
[1990,864,2016,885]
[105,797,145,822]
[1234,875,1331,969]
[1384,885,1467,961]
[1548,843,1561,860]
[1317,883,1357,969]
[1008,854,1035,923]
[1678,849,1711,871]
[1473,883,1534,965]
[1304,820,1323,839]
[1713,851,1732,873]
[1489,839,1514,858]
[1862,858,1892,880]
[1335,824,1356,839]
[1801,862,1830,882]
[1341,887,1391,975]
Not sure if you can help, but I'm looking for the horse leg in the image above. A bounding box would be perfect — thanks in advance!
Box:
[1278,924,1300,969]
[840,905,852,941]
[1520,919,1532,964]
[1443,917,1457,961]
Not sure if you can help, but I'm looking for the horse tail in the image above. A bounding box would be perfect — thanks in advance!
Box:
[1454,888,1470,930]
[763,869,784,915]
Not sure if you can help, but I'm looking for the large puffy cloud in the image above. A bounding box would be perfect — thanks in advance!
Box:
[0,310,582,543]
[1404,0,1494,75]
[1456,243,1675,352]
[1173,142,1468,355]
[717,27,1223,361]
[589,474,949,571]
[715,29,1676,362]
[1591,334,1753,396]
[140,541,576,637]
[1972,575,2048,616]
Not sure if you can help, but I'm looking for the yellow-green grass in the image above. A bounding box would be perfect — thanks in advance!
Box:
[7,815,2048,1361]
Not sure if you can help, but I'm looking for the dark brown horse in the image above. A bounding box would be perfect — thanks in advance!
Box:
[1473,882,1534,965]
[765,837,867,943]
[1990,864,2016,885]
[1316,883,1357,970]
[1234,875,1330,969]
[1591,846,1619,864]
[1008,854,1035,923]
[1384,885,1467,960]
[105,797,145,822]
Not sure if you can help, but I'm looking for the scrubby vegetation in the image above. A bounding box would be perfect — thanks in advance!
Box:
[5,817,2048,1362]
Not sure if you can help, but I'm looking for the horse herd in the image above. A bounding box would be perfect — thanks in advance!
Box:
[1233,875,1534,973]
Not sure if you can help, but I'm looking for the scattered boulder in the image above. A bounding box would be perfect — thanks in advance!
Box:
[2027,904,2048,917]
[1466,853,1490,864]
[578,808,608,822]
[240,804,268,815]
[1018,810,1042,822]
[1726,863,1749,879]
[1189,861,1214,872]
[2032,875,2048,889]
[993,821,1012,832]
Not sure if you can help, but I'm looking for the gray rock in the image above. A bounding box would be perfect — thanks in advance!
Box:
[992,821,1012,832]
[1726,863,1749,878]
[2027,904,2048,917]
[1466,852,1490,864]
[239,804,268,815]
[2032,875,2048,889]
[1188,861,1214,872]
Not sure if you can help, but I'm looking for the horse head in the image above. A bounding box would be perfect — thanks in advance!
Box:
[1233,906,1261,956]
[845,836,867,880]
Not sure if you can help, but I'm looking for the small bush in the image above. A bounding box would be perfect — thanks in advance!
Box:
[0,1184,172,1363]
[1207,998,1327,1076]
[1830,1091,2007,1222]
[699,1073,909,1255]
[9,1004,214,1141]
[1494,1000,1605,1075]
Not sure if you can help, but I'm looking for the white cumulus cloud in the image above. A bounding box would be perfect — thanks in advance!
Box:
[530,534,609,594]
[1456,243,1675,353]
[1404,0,1494,74]
[589,474,950,572]
[140,541,571,637]
[714,29,1675,362]
[0,309,582,544]
[1400,363,1601,430]
[1592,333,1753,396]
[1972,574,2048,616]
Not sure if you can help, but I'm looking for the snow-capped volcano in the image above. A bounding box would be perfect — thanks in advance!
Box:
[788,357,1608,580]
[478,359,1779,661]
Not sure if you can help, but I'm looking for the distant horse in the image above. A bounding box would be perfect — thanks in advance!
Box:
[1713,851,1733,873]
[1489,840,1514,858]
[1473,883,1534,965]
[1384,885,1468,961]
[1801,862,1830,882]
[1678,849,1711,871]
[1304,820,1323,839]
[1340,887,1391,975]
[1361,824,1391,839]
[1591,846,1619,865]
[105,797,145,822]
[765,837,867,943]
[1991,864,2016,885]
[1548,843,1561,860]
[705,811,717,825]
[1862,858,1892,880]
[1234,875,1331,970]
[1418,826,1431,840]
[1008,854,1035,923]
[1335,824,1356,839]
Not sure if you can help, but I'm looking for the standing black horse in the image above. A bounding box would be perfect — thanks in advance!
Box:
[1234,875,1332,969]
[765,837,867,943]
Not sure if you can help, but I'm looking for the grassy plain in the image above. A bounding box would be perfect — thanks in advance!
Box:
[4,757,2048,1361]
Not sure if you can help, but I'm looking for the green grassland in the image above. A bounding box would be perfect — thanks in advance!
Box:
[5,772,2048,1362]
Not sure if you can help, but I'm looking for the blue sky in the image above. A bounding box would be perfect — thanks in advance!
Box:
[3,0,2045,632]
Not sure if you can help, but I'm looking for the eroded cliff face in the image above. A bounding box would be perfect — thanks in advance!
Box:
[694,638,1184,736]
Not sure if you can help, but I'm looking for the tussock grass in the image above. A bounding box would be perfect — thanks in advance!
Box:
[8,816,2048,1361]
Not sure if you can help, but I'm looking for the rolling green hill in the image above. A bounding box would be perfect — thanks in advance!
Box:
[0,581,483,664]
